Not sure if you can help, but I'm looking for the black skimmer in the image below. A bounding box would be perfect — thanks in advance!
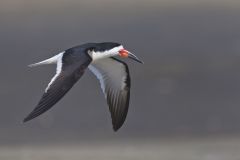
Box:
[24,42,143,131]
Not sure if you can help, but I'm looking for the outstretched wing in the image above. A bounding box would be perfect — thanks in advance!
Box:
[24,51,92,122]
[89,58,130,131]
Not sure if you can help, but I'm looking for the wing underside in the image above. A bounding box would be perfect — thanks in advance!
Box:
[89,58,130,131]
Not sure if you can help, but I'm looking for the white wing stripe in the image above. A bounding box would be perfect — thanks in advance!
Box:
[88,65,106,95]
[45,52,64,92]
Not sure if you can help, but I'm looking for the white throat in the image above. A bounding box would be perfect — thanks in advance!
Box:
[90,45,123,62]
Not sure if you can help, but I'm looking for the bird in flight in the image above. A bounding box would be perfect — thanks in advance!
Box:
[23,42,143,131]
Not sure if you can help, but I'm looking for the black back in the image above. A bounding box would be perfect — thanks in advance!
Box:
[68,42,122,54]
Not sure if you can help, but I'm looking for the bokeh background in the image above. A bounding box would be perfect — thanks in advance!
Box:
[1,0,240,159]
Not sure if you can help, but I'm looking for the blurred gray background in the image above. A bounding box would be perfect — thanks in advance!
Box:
[2,0,240,159]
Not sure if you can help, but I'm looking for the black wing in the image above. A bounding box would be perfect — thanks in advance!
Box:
[24,51,92,122]
[88,58,130,131]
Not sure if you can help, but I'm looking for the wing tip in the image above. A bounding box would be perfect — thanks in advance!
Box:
[23,110,39,123]
[113,121,124,132]
[23,119,28,123]
[23,115,33,123]
[113,125,121,132]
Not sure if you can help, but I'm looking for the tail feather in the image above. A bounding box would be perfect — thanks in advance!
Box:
[28,52,64,67]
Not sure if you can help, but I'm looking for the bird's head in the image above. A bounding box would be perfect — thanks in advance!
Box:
[89,42,144,64]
